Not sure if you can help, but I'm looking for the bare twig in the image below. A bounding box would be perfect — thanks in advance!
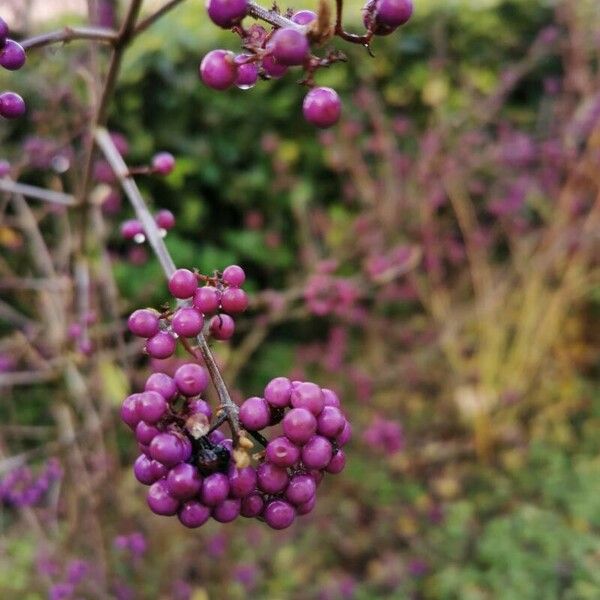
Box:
[133,0,188,37]
[20,26,118,51]
[0,179,77,206]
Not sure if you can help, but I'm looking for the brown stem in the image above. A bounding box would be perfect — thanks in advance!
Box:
[20,26,118,50]
[334,0,372,45]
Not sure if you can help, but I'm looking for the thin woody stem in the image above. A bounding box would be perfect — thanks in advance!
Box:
[20,26,118,51]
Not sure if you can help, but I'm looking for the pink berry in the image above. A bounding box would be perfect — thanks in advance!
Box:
[0,91,26,119]
[261,54,288,78]
[145,331,177,359]
[128,309,160,338]
[147,479,180,516]
[168,268,198,299]
[200,50,238,91]
[121,219,144,240]
[194,286,221,314]
[222,264,245,287]
[174,363,209,397]
[178,500,211,528]
[239,396,270,431]
[235,57,259,90]
[171,307,204,337]
[264,377,292,408]
[206,0,248,28]
[326,449,346,474]
[266,28,309,66]
[302,87,341,128]
[152,152,175,175]
[138,391,168,423]
[301,435,333,470]
[220,287,248,313]
[154,209,175,230]
[291,382,324,416]
[283,408,317,445]
[291,10,317,25]
[209,314,235,340]
[264,499,295,529]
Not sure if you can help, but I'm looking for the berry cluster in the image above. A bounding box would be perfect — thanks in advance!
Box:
[199,0,414,127]
[121,371,349,529]
[0,17,26,119]
[0,458,62,508]
[121,209,176,243]
[128,265,248,357]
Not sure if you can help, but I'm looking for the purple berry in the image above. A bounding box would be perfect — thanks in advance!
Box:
[200,50,238,91]
[152,152,175,175]
[0,19,8,46]
[138,392,167,424]
[178,500,211,528]
[228,465,257,498]
[155,209,175,230]
[301,435,333,469]
[128,309,160,338]
[145,372,178,401]
[206,0,248,28]
[336,420,352,446]
[167,463,203,500]
[303,87,341,128]
[282,408,317,445]
[147,479,179,516]
[220,287,248,313]
[149,433,186,467]
[364,0,413,35]
[256,462,288,494]
[264,499,295,529]
[209,314,235,340]
[208,430,227,445]
[239,396,270,431]
[201,472,230,506]
[265,436,300,467]
[235,59,259,90]
[296,494,316,515]
[134,454,161,485]
[212,498,241,522]
[120,219,143,240]
[146,331,177,359]
[135,421,160,445]
[171,307,204,338]
[110,131,129,155]
[240,492,264,517]
[266,28,309,66]
[291,9,317,24]
[291,382,324,416]
[322,388,341,407]
[285,473,316,505]
[188,398,212,420]
[222,264,246,287]
[264,377,292,408]
[317,405,345,438]
[261,54,288,78]
[174,363,209,396]
[121,394,142,429]
[0,91,26,119]
[168,268,198,299]
[194,287,221,313]
[0,40,26,71]
[326,449,346,474]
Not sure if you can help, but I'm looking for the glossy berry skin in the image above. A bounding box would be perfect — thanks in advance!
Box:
[128,309,160,338]
[138,390,168,425]
[228,465,257,498]
[171,307,204,338]
[326,449,346,474]
[152,152,175,175]
[291,9,317,25]
[0,40,26,70]
[220,287,248,313]
[146,332,177,359]
[264,377,292,407]
[194,287,220,313]
[291,382,324,416]
[135,421,160,445]
[239,396,270,430]
[145,372,178,401]
[149,433,186,467]
[317,406,346,438]
[212,498,241,523]
[134,454,162,485]
[336,420,352,446]
[264,499,296,529]
[178,500,211,528]
[222,264,246,287]
[147,480,179,516]
[206,0,248,28]
[0,18,8,46]
[120,219,143,240]
[322,388,341,408]
[302,435,333,470]
[296,494,316,515]
[283,408,317,445]
[235,60,259,89]
[201,472,230,506]
[266,436,300,468]
[155,209,175,230]
[364,0,413,35]
[285,474,316,505]
[168,269,198,299]
[200,50,238,91]
[261,54,288,78]
[0,91,26,119]
[303,87,341,128]
[188,398,212,420]
[167,463,203,500]
[266,28,309,66]
[240,492,264,517]
[120,394,142,429]
[209,314,235,340]
[174,363,209,397]
[257,462,288,494]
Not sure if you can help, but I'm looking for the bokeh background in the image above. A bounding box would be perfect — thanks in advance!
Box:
[1,0,600,598]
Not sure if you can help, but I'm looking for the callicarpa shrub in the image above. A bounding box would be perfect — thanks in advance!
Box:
[0,0,411,531]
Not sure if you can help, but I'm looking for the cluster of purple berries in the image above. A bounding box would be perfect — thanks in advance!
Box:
[121,370,349,529]
[199,0,413,128]
[0,458,62,508]
[128,265,248,356]
[0,17,26,119]
[121,209,176,243]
